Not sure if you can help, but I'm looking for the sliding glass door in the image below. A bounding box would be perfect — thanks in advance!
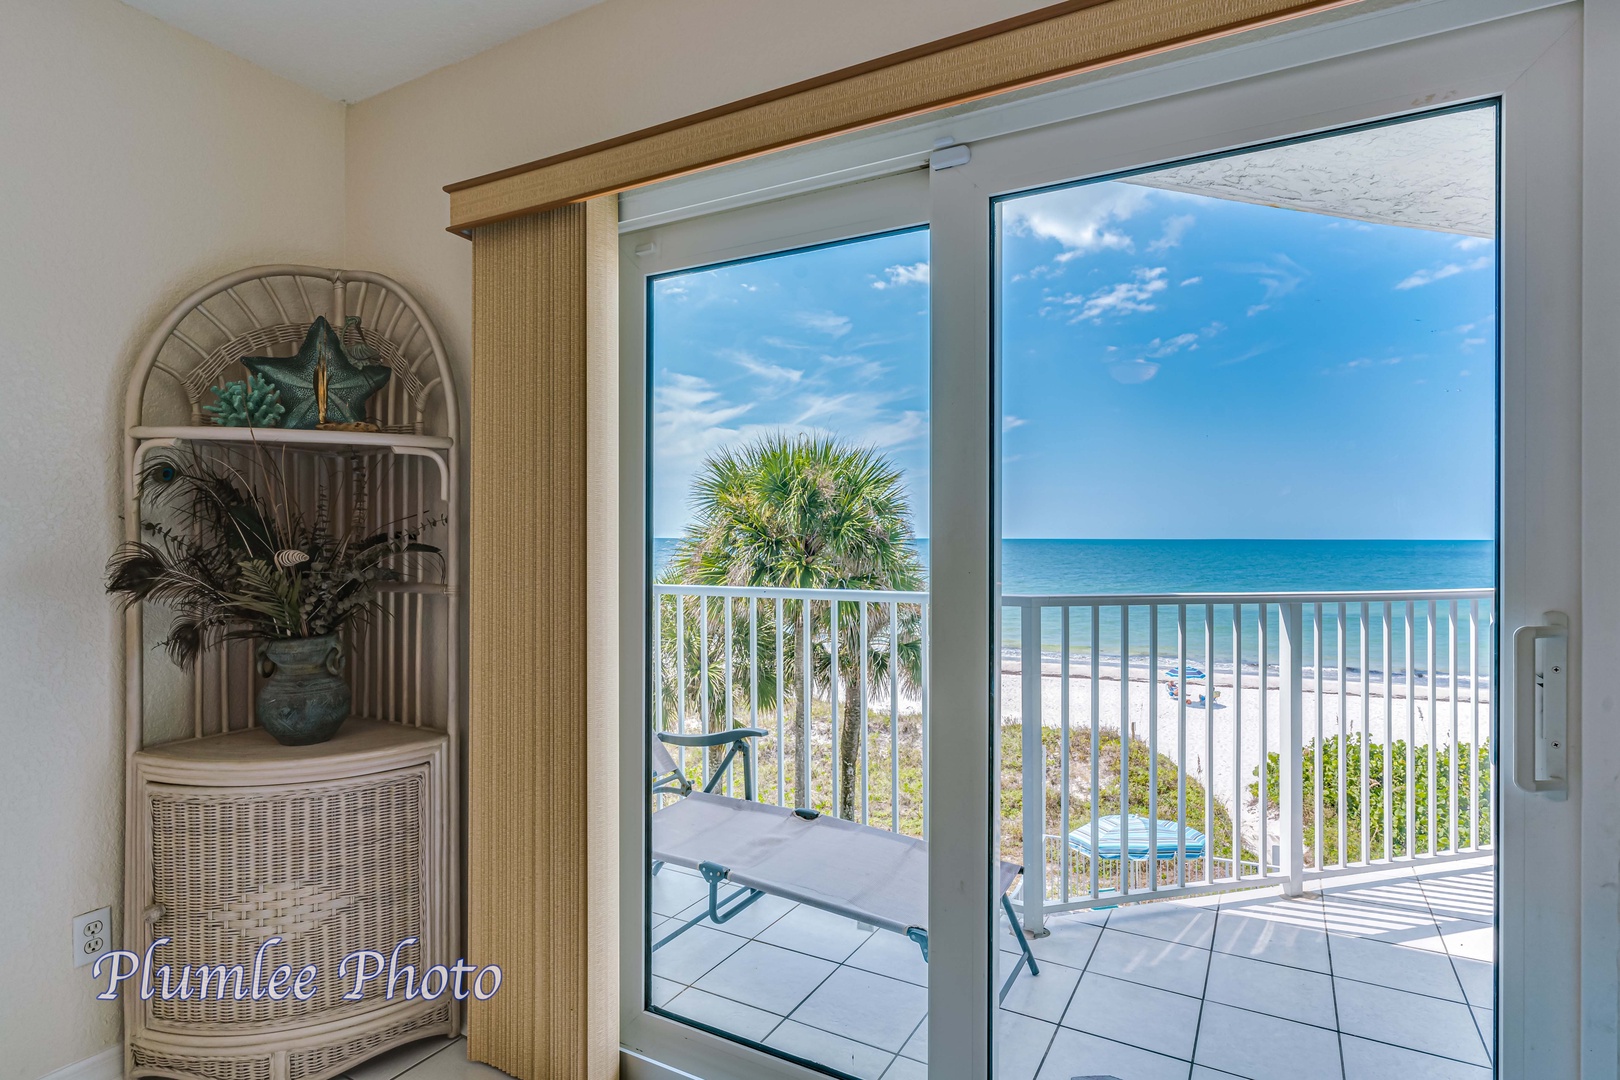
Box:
[619,9,1581,1079]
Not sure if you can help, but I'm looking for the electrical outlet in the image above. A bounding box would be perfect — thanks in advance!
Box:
[73,906,112,969]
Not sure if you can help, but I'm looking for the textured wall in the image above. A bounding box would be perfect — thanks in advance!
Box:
[0,2,345,1076]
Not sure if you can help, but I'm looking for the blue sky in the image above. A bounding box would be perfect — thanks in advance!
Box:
[651,178,1495,540]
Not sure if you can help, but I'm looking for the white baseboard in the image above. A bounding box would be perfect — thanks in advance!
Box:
[37,1046,120,1080]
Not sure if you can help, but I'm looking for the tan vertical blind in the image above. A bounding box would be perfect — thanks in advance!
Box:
[468,197,619,1080]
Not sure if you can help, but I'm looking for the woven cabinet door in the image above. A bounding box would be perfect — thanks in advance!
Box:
[137,766,434,1035]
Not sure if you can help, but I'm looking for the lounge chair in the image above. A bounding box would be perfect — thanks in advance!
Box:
[648,728,1040,1002]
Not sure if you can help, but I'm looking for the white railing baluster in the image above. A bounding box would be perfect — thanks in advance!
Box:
[776,596,785,806]
[1231,603,1243,881]
[676,594,687,777]
[860,599,870,825]
[1020,601,1046,930]
[889,600,899,832]
[1312,603,1323,870]
[920,600,930,841]
[1060,606,1072,903]
[801,597,812,812]
[1360,601,1370,865]
[1176,604,1188,889]
[1428,599,1438,856]
[1204,604,1214,886]
[700,595,711,789]
[725,597,734,796]
[1258,602,1269,876]
[1281,602,1304,896]
[831,598,841,817]
[1469,598,1480,850]
[1120,605,1132,898]
[1406,601,1416,860]
[1148,605,1159,892]
[1090,606,1101,899]
[1382,603,1393,862]
[1337,603,1348,867]
[1449,599,1459,855]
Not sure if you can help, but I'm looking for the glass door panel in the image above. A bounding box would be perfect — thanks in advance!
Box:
[991,107,1503,1078]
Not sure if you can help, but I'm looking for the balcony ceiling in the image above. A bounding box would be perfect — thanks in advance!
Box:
[1125,106,1495,237]
[120,0,606,102]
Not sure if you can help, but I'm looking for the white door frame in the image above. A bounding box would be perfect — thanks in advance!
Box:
[614,6,1585,1078]
[926,7,1581,1077]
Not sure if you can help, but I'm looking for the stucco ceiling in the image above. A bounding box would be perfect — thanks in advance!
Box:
[120,0,605,102]
[1127,106,1495,237]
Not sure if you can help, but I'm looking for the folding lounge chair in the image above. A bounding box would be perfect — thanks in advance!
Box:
[649,728,1040,1002]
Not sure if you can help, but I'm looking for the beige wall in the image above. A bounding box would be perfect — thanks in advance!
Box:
[0,1,1050,1075]
[0,2,345,1076]
[343,0,1053,422]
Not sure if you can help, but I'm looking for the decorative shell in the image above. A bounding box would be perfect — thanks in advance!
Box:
[274,549,311,569]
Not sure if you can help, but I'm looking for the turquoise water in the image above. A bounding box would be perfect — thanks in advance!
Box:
[652,538,1494,677]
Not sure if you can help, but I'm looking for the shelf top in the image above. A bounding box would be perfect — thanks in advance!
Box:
[135,718,446,767]
[130,425,452,452]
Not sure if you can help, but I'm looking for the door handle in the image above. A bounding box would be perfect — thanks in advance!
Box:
[1512,611,1568,799]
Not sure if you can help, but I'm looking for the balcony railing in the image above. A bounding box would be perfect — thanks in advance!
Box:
[652,583,1495,932]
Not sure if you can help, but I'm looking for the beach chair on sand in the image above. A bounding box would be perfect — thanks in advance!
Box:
[649,729,1041,1002]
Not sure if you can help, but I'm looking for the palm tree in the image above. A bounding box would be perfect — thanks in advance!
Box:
[664,434,925,819]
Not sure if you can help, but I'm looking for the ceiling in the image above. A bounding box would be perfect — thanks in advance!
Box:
[121,0,605,102]
[1128,106,1495,237]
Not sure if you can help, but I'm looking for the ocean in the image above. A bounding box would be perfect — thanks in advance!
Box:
[652,538,1495,677]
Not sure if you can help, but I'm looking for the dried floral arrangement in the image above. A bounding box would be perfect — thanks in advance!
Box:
[105,447,441,667]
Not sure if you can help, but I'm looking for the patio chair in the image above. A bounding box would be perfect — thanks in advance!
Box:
[648,728,1041,1002]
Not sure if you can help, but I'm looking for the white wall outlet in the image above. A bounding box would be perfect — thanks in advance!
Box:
[73,906,112,968]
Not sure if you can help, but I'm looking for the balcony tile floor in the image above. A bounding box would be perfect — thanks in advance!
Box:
[342,856,1493,1080]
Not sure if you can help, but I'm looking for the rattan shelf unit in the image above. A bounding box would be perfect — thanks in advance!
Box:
[121,267,461,1080]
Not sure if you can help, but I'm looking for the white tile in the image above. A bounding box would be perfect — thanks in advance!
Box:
[1086,928,1210,997]
[1203,952,1336,1029]
[1191,1001,1341,1080]
[1108,902,1218,949]
[1213,910,1330,973]
[386,1041,510,1080]
[847,927,930,986]
[651,866,711,916]
[1321,895,1439,946]
[694,941,838,1015]
[1437,919,1494,964]
[1328,933,1464,1001]
[650,922,747,985]
[881,1056,928,1080]
[649,976,681,1008]
[900,1016,926,1062]
[1450,956,1492,1009]
[1471,1006,1494,1061]
[1341,1034,1491,1079]
[346,1036,459,1080]
[679,892,798,940]
[1334,979,1488,1066]
[1036,1028,1191,1080]
[1417,869,1496,924]
[666,986,784,1042]
[791,967,928,1052]
[759,903,875,962]
[996,1009,1058,1080]
[765,1019,894,1080]
[1020,914,1104,969]
[1060,971,1202,1060]
[999,952,1082,1024]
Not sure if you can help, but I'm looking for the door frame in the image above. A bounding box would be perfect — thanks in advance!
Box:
[613,5,1585,1077]
[926,7,1580,1076]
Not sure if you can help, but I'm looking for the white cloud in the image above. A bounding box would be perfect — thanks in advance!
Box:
[1003,415,1029,431]
[725,349,803,384]
[1462,337,1487,349]
[1454,236,1492,251]
[1395,255,1492,290]
[795,310,852,337]
[1109,359,1160,384]
[1004,183,1153,262]
[872,262,930,289]
[1231,255,1307,312]
[1247,304,1270,317]
[1055,267,1169,323]
[653,373,756,461]
[1180,276,1203,287]
[1144,333,1199,359]
[1147,214,1195,254]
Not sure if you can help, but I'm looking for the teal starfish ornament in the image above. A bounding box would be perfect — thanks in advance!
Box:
[242,316,391,430]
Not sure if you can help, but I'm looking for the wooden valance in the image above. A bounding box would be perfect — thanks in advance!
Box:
[446,0,1360,234]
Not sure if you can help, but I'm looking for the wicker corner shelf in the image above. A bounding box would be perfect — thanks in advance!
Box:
[122,267,462,1080]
